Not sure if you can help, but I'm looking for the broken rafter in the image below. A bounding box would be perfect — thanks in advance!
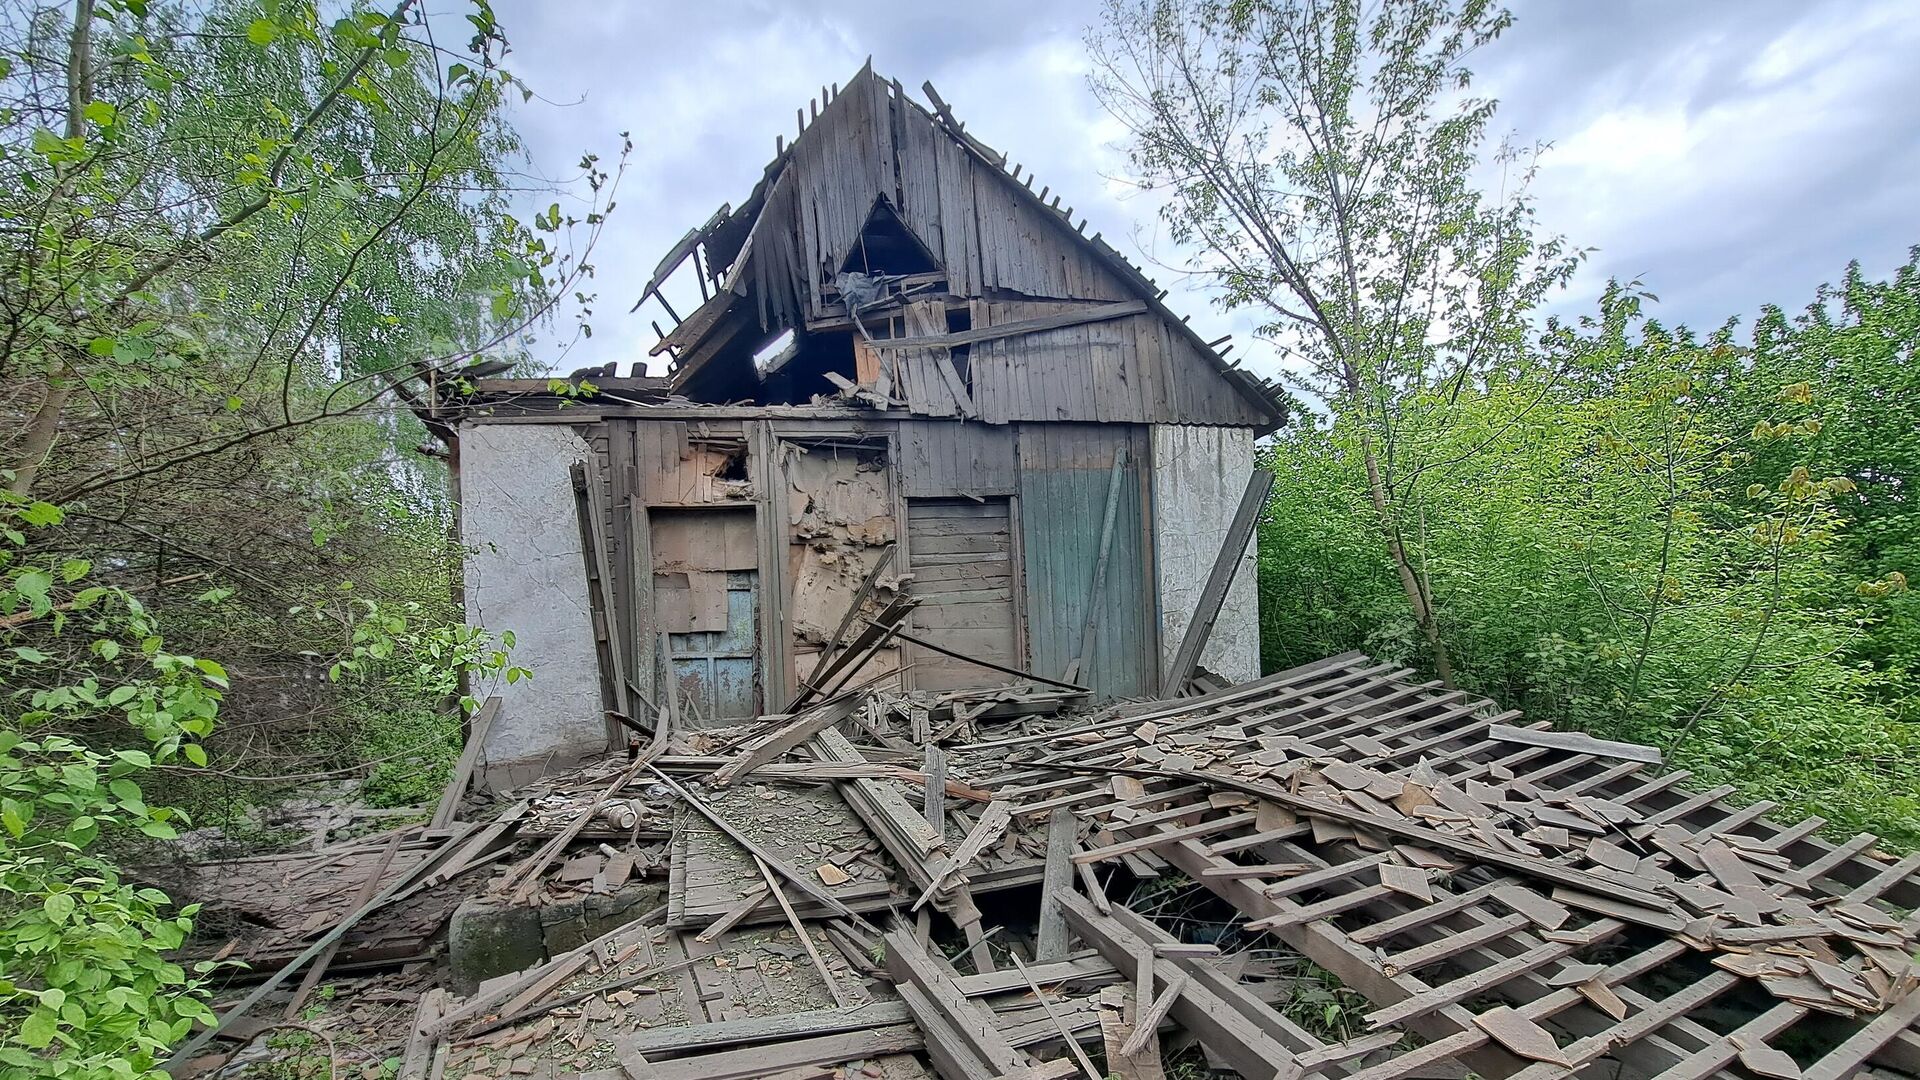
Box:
[866,300,1146,352]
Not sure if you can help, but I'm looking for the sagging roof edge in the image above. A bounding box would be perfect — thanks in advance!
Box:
[642,65,1295,434]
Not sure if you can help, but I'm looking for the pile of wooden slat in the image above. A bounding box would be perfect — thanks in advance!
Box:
[170,657,1920,1080]
[981,652,1920,1080]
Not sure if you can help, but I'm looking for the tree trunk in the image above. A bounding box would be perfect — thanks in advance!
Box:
[1359,427,1455,685]
[8,367,73,496]
[10,1,96,497]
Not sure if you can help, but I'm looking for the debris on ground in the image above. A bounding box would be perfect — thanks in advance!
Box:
[156,655,1920,1080]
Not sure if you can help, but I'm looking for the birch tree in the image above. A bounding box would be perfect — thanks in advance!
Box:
[1091,0,1580,682]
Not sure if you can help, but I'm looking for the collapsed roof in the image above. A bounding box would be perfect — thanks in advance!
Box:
[628,64,1289,432]
[168,655,1920,1080]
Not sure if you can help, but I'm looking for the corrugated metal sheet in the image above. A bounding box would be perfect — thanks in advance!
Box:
[1016,424,1156,699]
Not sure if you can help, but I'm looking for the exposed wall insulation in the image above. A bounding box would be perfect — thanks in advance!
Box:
[460,424,606,784]
[1151,425,1261,684]
[780,439,901,703]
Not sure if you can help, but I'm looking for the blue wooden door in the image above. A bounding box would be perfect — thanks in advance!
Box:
[650,508,760,725]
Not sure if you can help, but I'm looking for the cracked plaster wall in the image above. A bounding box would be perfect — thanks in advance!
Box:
[1151,425,1261,684]
[461,423,606,785]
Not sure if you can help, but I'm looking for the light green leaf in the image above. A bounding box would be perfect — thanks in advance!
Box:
[247,18,279,45]
[20,501,63,526]
[19,1008,55,1048]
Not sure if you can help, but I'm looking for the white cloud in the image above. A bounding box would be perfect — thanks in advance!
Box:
[483,0,1920,373]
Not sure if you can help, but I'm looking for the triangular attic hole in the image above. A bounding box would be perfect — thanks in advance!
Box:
[839,197,940,276]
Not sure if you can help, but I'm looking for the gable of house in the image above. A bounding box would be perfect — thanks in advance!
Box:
[643,65,1286,433]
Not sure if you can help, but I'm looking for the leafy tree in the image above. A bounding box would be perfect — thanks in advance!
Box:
[1091,0,1580,683]
[0,489,222,1076]
[1257,276,1919,844]
[0,2,614,1071]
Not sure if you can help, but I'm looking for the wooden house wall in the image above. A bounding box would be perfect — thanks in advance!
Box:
[968,301,1271,428]
[730,69,1270,429]
[1013,423,1157,700]
[567,413,1223,727]
[781,80,1141,314]
[896,420,1017,497]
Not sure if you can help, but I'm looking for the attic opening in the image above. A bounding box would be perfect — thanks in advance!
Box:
[840,197,939,276]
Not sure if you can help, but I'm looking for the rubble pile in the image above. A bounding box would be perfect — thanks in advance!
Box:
[163,656,1920,1080]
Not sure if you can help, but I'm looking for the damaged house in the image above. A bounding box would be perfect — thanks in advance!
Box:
[457,64,1289,783]
[167,68,1920,1080]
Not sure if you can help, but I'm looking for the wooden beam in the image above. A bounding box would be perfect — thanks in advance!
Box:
[1035,806,1077,961]
[883,929,1025,1078]
[868,301,1147,351]
[430,696,500,829]
[709,694,864,786]
[1055,891,1304,1080]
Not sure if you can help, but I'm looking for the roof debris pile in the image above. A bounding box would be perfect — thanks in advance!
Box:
[165,655,1920,1080]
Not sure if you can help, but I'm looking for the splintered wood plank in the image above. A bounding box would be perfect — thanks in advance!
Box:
[1485,723,1661,764]
[1472,1005,1573,1068]
[1098,987,1168,1080]
[1036,806,1077,961]
[913,800,1014,910]
[1118,972,1188,1057]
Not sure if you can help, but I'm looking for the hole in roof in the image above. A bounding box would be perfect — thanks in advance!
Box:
[753,329,796,372]
[840,198,940,276]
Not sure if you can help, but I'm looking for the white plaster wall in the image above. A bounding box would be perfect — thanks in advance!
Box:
[460,424,606,783]
[1151,425,1261,685]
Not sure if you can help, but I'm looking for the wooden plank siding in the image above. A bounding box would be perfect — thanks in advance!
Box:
[968,302,1267,427]
[905,499,1020,692]
[685,65,1275,429]
[1015,423,1157,700]
[896,420,1017,497]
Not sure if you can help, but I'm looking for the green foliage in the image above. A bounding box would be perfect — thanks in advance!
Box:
[1092,0,1582,683]
[1257,264,1920,846]
[307,596,529,808]
[0,489,219,1078]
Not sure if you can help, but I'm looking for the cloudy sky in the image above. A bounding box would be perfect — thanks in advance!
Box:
[480,0,1920,384]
